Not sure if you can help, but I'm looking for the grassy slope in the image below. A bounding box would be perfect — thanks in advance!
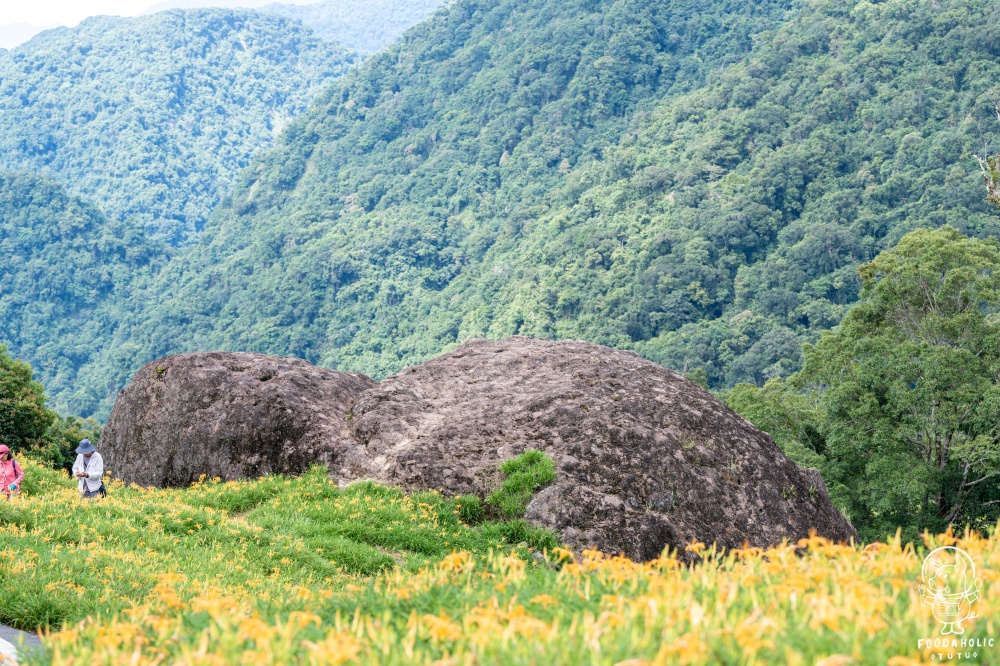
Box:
[0,457,555,632]
[3,457,996,664]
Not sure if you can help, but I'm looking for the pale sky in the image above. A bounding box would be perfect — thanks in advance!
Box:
[0,0,318,48]
[3,1,162,26]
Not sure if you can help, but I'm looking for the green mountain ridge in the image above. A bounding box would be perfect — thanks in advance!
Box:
[0,9,354,244]
[5,0,1000,421]
[129,0,800,383]
[0,172,166,416]
[145,0,1000,382]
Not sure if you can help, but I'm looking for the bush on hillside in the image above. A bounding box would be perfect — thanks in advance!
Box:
[0,346,96,471]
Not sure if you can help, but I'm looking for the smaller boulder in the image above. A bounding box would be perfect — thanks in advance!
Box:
[102,352,374,487]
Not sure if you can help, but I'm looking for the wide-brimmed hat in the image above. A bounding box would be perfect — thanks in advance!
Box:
[75,439,96,455]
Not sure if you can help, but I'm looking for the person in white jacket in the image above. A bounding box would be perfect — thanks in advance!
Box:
[72,439,105,499]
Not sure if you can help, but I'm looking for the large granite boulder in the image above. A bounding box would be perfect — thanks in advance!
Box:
[102,352,374,487]
[103,338,856,559]
[346,337,856,559]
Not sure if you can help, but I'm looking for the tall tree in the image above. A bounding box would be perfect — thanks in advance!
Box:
[977,100,1000,211]
[0,346,52,450]
[799,226,1000,540]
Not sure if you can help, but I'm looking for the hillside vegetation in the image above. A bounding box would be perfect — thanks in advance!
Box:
[126,0,1000,391]
[0,9,354,244]
[0,173,166,416]
[260,0,447,54]
[726,225,1000,541]
[4,0,1000,422]
[115,0,802,391]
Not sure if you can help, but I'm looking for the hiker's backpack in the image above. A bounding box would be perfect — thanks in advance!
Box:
[4,458,22,492]
[80,456,108,497]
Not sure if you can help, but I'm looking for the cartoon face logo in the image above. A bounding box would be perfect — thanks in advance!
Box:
[920,546,983,635]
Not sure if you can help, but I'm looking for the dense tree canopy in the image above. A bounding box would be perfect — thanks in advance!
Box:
[729,227,1000,542]
[137,0,1000,384]
[0,9,354,244]
[130,0,805,381]
[0,172,166,416]
[0,345,50,451]
[2,0,1000,422]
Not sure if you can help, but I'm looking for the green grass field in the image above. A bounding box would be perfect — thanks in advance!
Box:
[0,455,994,665]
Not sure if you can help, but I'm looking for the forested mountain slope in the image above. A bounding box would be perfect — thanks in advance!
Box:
[129,0,800,383]
[143,0,1000,382]
[486,0,1000,387]
[0,173,166,415]
[10,0,1000,420]
[260,0,447,54]
[0,10,354,244]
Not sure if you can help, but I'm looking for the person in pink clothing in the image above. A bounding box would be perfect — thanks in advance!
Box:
[0,445,25,499]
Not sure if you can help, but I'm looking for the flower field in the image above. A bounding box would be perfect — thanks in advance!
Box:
[0,458,997,665]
